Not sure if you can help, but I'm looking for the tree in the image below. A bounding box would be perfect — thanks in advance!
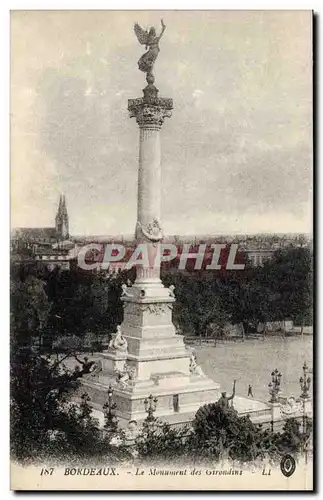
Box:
[265,247,313,329]
[135,420,193,464]
[10,343,132,464]
[193,403,266,462]
[162,273,232,337]
[84,331,103,355]
[46,268,126,339]
[51,334,84,364]
[10,345,79,461]
[275,417,310,455]
[11,272,51,348]
[216,275,257,337]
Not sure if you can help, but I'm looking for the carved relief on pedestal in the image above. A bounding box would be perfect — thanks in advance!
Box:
[123,302,173,317]
[141,303,173,315]
[116,363,137,388]
[280,397,303,416]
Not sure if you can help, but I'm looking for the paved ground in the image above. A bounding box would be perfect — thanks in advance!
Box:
[195,336,313,402]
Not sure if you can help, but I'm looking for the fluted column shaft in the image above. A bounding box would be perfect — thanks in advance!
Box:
[128,85,173,285]
[137,127,161,233]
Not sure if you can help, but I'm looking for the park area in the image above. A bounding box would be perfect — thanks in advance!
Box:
[194,336,313,402]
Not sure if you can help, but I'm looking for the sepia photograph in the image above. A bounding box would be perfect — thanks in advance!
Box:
[10,9,313,491]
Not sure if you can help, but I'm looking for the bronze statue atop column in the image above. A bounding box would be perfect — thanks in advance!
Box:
[134,19,166,84]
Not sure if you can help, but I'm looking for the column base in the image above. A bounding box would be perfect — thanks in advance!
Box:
[82,282,221,427]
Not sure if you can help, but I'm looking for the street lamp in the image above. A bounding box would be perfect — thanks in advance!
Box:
[299,362,311,399]
[103,384,118,430]
[268,368,282,403]
[144,394,158,422]
[299,362,311,437]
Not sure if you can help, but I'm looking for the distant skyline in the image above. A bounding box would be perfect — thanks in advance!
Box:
[11,10,312,235]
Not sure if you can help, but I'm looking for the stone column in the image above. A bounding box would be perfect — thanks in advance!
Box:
[83,77,220,427]
[128,83,173,287]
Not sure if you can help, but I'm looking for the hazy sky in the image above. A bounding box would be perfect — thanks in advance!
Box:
[11,10,312,236]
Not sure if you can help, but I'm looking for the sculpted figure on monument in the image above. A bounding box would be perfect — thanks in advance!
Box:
[189,352,204,376]
[121,283,133,298]
[280,396,302,416]
[169,285,175,298]
[83,360,103,380]
[109,325,128,353]
[217,380,237,409]
[134,19,166,81]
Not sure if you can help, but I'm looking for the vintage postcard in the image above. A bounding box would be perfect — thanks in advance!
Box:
[10,10,313,491]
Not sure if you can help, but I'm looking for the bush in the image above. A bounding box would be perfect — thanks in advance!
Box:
[135,420,193,464]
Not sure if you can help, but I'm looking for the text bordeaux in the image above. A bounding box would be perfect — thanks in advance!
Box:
[64,467,118,476]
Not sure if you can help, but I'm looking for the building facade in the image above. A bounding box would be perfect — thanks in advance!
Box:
[11,195,74,270]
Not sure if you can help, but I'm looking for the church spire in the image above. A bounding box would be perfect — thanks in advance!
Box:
[55,193,69,239]
[57,194,63,212]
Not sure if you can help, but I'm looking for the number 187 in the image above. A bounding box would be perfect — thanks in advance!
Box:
[40,468,54,476]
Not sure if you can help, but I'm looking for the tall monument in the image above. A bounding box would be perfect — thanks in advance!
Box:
[81,21,220,425]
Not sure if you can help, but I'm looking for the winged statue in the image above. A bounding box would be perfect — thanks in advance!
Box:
[134,19,166,79]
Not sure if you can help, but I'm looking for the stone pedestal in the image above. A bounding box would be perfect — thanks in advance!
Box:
[82,80,220,426]
[89,283,220,426]
[101,351,127,374]
[271,402,282,430]
[303,398,312,416]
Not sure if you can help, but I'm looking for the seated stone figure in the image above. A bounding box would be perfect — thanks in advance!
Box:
[109,325,128,353]
[74,355,95,375]
[189,352,204,376]
[83,359,103,379]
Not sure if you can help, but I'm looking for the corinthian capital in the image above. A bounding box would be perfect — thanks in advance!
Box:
[128,96,173,130]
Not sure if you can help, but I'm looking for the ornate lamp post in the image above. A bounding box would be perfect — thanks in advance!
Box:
[299,362,311,437]
[80,392,92,419]
[144,394,158,423]
[268,369,282,432]
[299,362,311,399]
[268,369,282,403]
[103,384,118,431]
